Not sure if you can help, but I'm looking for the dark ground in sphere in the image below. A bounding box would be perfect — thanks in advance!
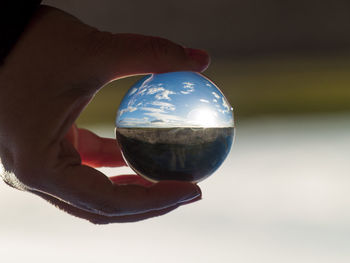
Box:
[116,127,234,182]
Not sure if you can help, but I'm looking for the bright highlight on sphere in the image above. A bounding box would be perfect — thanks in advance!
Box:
[187,107,218,127]
[116,71,235,183]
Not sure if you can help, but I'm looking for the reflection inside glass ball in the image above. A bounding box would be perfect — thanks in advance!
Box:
[116,71,234,183]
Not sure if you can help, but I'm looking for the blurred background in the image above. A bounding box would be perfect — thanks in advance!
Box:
[1,0,350,262]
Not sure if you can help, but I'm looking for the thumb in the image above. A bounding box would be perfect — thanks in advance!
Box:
[89,33,210,83]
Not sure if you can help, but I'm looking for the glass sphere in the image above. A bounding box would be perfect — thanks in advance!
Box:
[116,71,234,183]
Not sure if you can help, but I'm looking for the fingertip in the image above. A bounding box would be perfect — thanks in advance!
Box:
[177,183,202,204]
[185,48,211,72]
[178,194,202,206]
[153,180,202,205]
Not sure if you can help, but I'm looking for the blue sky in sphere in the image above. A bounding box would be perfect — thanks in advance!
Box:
[116,71,234,128]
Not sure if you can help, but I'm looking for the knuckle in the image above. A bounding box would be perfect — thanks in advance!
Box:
[117,34,185,59]
[83,29,127,65]
[85,29,115,56]
[0,143,49,191]
[10,154,49,191]
[147,37,170,57]
[0,167,22,190]
[2,168,36,191]
[14,167,42,190]
[0,144,23,190]
[144,36,183,58]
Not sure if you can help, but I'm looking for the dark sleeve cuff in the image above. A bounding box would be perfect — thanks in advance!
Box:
[0,0,42,64]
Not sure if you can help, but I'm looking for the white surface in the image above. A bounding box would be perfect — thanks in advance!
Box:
[1,114,350,263]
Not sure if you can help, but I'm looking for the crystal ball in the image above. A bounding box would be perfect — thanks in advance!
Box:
[116,71,234,183]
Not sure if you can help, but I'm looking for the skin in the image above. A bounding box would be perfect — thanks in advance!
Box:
[0,5,210,224]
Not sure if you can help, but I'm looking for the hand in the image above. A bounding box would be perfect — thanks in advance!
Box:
[0,6,209,223]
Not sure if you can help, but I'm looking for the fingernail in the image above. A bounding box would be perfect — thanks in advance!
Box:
[185,48,210,71]
[178,184,202,204]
